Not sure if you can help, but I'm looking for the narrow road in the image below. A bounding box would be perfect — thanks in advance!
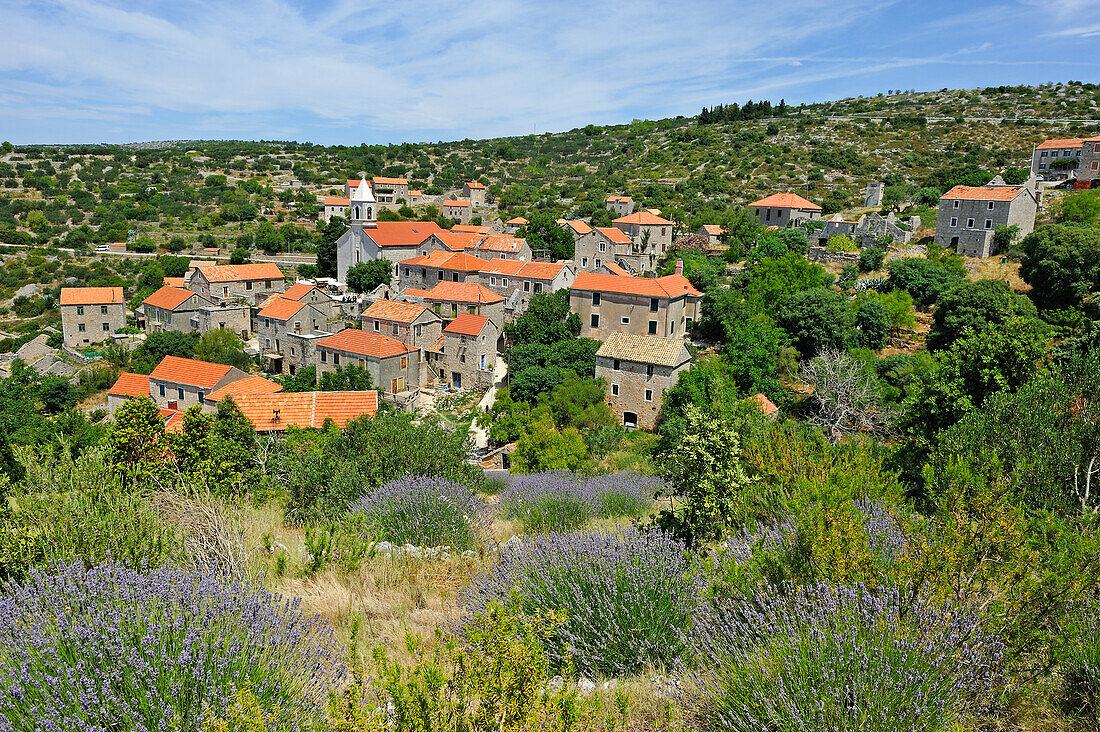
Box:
[469,354,507,450]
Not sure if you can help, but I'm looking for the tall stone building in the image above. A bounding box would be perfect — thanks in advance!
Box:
[595,332,691,431]
[60,287,125,349]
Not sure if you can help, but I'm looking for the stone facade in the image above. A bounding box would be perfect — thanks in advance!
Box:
[60,287,126,349]
[1079,137,1100,185]
[1032,138,1084,179]
[595,332,691,431]
[255,300,333,375]
[362,300,443,350]
[808,212,919,248]
[463,182,487,206]
[192,304,252,338]
[372,177,409,204]
[477,261,576,316]
[569,273,702,341]
[335,221,445,283]
[574,227,654,275]
[315,330,420,396]
[148,356,249,411]
[935,184,1038,258]
[189,264,287,306]
[612,212,674,262]
[427,314,499,391]
[143,287,215,334]
[442,200,472,224]
[748,193,822,227]
[320,197,350,223]
[606,196,634,217]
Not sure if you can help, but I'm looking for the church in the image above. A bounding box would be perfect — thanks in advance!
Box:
[335,176,445,282]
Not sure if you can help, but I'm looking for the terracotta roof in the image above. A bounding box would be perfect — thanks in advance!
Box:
[208,375,283,402]
[506,217,528,225]
[596,226,632,244]
[477,233,525,252]
[400,250,488,272]
[164,277,186,288]
[196,263,283,283]
[363,298,432,323]
[443,200,470,207]
[1036,138,1084,150]
[408,190,423,196]
[347,179,363,188]
[570,272,702,298]
[366,221,444,248]
[700,224,725,235]
[606,195,632,203]
[414,281,505,304]
[613,211,673,226]
[258,297,309,320]
[150,355,237,389]
[451,225,492,234]
[161,408,186,433]
[480,259,568,280]
[323,197,350,205]
[435,230,483,250]
[316,329,415,358]
[281,283,318,301]
[232,391,378,432]
[373,176,408,186]
[108,372,151,398]
[748,193,822,210]
[751,393,779,417]
[444,313,491,336]
[143,285,201,311]
[465,181,486,189]
[941,185,1025,201]
[597,331,688,367]
[564,220,592,235]
[601,262,630,276]
[60,287,124,306]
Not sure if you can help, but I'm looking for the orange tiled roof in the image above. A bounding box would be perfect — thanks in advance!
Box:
[445,313,491,336]
[60,286,124,306]
[143,285,200,311]
[323,197,350,205]
[347,179,364,188]
[477,233,525,252]
[941,185,1025,201]
[505,216,528,225]
[465,181,486,189]
[602,262,630,276]
[751,393,779,416]
[196,263,283,283]
[700,224,725,235]
[207,375,283,402]
[748,193,821,210]
[232,391,378,431]
[480,259,568,280]
[161,407,187,433]
[480,259,525,276]
[1036,138,1084,150]
[435,230,483,250]
[443,200,470,207]
[416,281,505,304]
[373,176,408,186]
[408,190,423,197]
[596,226,632,244]
[571,272,702,299]
[451,224,492,234]
[150,355,237,389]
[108,372,151,398]
[606,195,632,203]
[164,277,186,288]
[363,298,432,323]
[258,297,310,320]
[613,211,673,226]
[281,283,318,301]
[400,250,488,271]
[316,329,416,358]
[564,220,592,235]
[366,222,444,248]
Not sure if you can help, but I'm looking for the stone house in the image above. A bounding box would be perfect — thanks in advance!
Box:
[320,196,350,223]
[273,282,340,319]
[612,211,674,262]
[574,226,652,274]
[255,296,334,375]
[935,183,1038,258]
[442,200,472,224]
[191,304,252,339]
[402,281,507,326]
[697,224,725,248]
[148,355,249,411]
[473,234,532,260]
[561,220,592,242]
[398,251,487,290]
[315,328,420,399]
[595,331,691,431]
[463,181,487,206]
[504,217,528,234]
[748,193,822,227]
[809,212,920,248]
[1077,136,1100,186]
[344,178,366,198]
[60,287,125,349]
[569,272,702,340]
[452,225,493,235]
[864,182,885,208]
[189,263,286,306]
[335,214,444,281]
[1032,138,1084,179]
[361,298,443,350]
[142,285,215,334]
[106,371,151,413]
[426,313,499,391]
[478,260,576,316]
[407,190,424,204]
[606,195,634,217]
[372,176,409,204]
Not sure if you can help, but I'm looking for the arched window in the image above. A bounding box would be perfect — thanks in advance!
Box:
[353,205,360,219]
[366,207,373,219]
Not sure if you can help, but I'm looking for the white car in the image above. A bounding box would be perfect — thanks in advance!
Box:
[95,244,110,251]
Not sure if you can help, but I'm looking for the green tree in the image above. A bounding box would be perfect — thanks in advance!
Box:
[1019,224,1100,312]
[254,220,285,255]
[504,290,581,346]
[346,259,392,293]
[158,255,191,278]
[107,397,170,487]
[745,252,829,314]
[129,235,156,253]
[858,247,886,273]
[777,287,856,356]
[541,373,616,432]
[992,224,1020,253]
[316,217,345,279]
[1058,191,1100,225]
[130,331,198,374]
[229,248,250,265]
[657,355,741,452]
[194,328,250,370]
[886,257,965,305]
[521,213,574,261]
[855,297,891,350]
[927,279,1037,351]
[511,413,589,473]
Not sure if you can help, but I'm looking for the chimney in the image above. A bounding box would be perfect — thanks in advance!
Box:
[675,259,684,276]
[168,400,178,411]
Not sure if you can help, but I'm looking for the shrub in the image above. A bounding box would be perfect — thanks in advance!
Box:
[685,582,1004,731]
[0,561,342,731]
[462,527,699,676]
[498,470,658,533]
[346,475,490,551]
[1059,601,1100,724]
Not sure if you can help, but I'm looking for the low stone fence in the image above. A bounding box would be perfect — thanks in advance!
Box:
[808,246,859,264]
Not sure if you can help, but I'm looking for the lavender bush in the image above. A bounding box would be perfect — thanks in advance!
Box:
[461,527,698,676]
[1060,600,1100,722]
[499,471,658,533]
[0,561,342,732]
[855,498,908,562]
[685,582,1004,731]
[348,475,491,551]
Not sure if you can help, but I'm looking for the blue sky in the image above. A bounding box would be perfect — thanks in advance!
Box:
[1,0,1099,146]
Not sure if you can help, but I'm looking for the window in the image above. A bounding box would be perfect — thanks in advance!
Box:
[645,389,653,402]
[535,283,543,294]
[611,383,619,396]
[392,324,399,336]
[373,320,380,331]
[1039,163,1047,170]
[985,219,993,229]
[321,350,327,363]
[78,323,85,332]
[159,384,166,398]
[621,316,630,325]
[76,306,84,316]
[988,201,995,210]
[459,353,465,363]
[582,258,588,267]
[765,208,771,221]
[501,278,508,287]
[401,356,407,369]
[102,323,110,331]
[334,353,340,365]
[177,387,184,400]
[650,298,659,312]
[523,281,530,292]
[646,364,654,378]
[246,281,253,290]
[1041,151,1047,158]
[198,392,205,405]
[952,200,960,209]
[490,276,497,285]
[595,259,602,268]
[438,271,444,281]
[404,268,410,278]
[950,217,958,227]
[451,273,459,282]
[613,359,621,371]
[100,305,108,315]
[966,218,974,228]
[598,242,606,252]
[592,292,601,306]
[648,320,657,335]
[590,313,599,328]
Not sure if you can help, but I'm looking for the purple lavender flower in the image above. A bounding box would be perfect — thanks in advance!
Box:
[349,475,491,551]
[461,527,698,676]
[855,499,908,561]
[0,561,343,732]
[685,582,1005,731]
[499,471,659,533]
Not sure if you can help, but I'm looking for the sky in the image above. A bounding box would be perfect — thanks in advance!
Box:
[1,0,1100,146]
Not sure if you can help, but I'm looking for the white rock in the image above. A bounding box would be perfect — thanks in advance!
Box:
[373,541,395,555]
[547,676,564,692]
[577,677,596,695]
[462,550,477,559]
